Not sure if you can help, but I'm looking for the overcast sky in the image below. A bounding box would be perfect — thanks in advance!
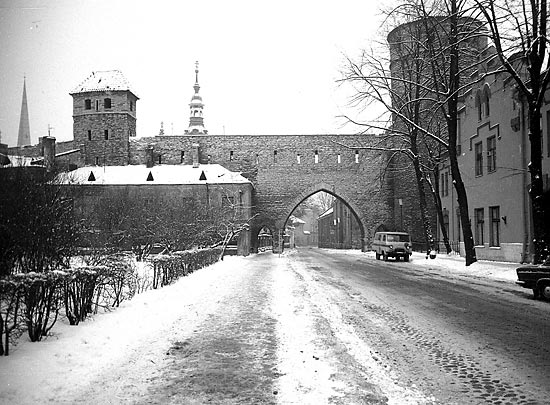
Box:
[0,0,386,147]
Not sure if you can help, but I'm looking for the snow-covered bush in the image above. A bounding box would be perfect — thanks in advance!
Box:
[17,271,65,342]
[63,266,105,325]
[149,248,222,289]
[0,278,23,355]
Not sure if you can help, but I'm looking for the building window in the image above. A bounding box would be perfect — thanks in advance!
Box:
[85,99,91,110]
[476,93,482,121]
[87,130,92,141]
[230,151,234,161]
[255,154,259,165]
[95,156,100,166]
[487,136,496,172]
[475,141,483,176]
[273,150,277,163]
[104,129,109,140]
[104,98,112,109]
[158,155,162,164]
[314,150,319,164]
[441,170,449,197]
[297,153,301,164]
[337,154,341,164]
[181,151,185,163]
[443,209,449,236]
[474,208,484,246]
[484,85,491,117]
[489,206,500,247]
[96,100,99,111]
[456,208,461,242]
[130,100,134,112]
[355,150,359,163]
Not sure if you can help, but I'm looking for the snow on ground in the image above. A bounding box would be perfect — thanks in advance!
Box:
[0,257,245,404]
[321,248,520,283]
[0,249,521,403]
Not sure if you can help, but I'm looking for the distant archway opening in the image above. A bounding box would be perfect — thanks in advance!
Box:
[283,190,364,251]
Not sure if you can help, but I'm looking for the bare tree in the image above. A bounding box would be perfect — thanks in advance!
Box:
[474,0,550,263]
[341,0,484,262]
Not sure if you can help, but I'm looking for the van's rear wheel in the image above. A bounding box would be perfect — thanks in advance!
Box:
[375,252,380,260]
[383,252,388,261]
[404,254,409,262]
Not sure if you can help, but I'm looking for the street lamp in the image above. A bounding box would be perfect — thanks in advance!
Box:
[398,198,403,230]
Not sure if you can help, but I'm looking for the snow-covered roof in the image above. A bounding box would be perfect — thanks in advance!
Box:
[318,207,334,219]
[0,154,44,168]
[70,70,137,96]
[289,215,306,225]
[57,164,251,186]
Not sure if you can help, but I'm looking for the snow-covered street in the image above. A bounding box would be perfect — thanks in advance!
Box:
[1,248,548,404]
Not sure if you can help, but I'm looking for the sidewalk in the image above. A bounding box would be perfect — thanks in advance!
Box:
[361,250,520,283]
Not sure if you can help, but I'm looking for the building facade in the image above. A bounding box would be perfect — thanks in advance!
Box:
[438,65,550,262]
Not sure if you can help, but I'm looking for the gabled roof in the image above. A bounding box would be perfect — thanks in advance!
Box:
[57,163,251,186]
[70,70,138,97]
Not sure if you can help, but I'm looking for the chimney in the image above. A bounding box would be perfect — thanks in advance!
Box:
[42,136,56,172]
[145,145,154,168]
[192,143,200,168]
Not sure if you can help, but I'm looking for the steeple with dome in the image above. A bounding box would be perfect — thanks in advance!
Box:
[185,61,208,135]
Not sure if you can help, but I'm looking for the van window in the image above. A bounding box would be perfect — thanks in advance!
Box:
[386,234,410,242]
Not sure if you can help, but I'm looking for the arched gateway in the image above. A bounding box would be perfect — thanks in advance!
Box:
[130,134,396,253]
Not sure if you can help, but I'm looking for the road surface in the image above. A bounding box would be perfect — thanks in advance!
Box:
[6,248,549,404]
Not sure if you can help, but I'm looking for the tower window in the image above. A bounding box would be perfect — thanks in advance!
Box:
[297,153,301,164]
[314,150,319,164]
[104,98,112,109]
[181,151,185,163]
[337,154,341,164]
[95,157,100,166]
[130,100,134,112]
[273,150,277,163]
[355,150,359,163]
[104,129,109,140]
[85,99,91,110]
[87,130,92,141]
[95,100,99,111]
[158,155,162,164]
[230,151,234,161]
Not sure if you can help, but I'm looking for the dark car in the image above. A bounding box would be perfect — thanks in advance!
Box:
[516,256,550,300]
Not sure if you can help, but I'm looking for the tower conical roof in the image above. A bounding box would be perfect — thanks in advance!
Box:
[17,78,31,147]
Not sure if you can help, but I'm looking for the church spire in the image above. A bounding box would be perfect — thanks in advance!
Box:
[17,77,31,146]
[185,61,208,135]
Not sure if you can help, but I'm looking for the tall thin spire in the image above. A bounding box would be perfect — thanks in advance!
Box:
[17,77,31,146]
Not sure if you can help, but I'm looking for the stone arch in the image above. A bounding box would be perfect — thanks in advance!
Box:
[275,181,368,251]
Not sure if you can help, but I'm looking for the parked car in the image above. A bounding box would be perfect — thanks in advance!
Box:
[372,231,412,262]
[516,256,550,300]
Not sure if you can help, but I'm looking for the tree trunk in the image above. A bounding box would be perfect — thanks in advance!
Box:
[527,104,549,263]
[448,0,476,266]
[410,148,434,255]
[428,170,452,254]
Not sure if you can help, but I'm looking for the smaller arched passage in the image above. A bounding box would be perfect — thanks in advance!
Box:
[276,182,368,253]
[250,217,277,253]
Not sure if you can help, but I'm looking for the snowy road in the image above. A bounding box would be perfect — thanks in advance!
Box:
[1,248,549,404]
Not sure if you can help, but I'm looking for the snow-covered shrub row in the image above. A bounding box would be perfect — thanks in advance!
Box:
[148,248,223,289]
[0,261,135,355]
[0,248,222,356]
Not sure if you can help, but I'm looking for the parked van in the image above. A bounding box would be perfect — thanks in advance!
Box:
[372,231,412,262]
